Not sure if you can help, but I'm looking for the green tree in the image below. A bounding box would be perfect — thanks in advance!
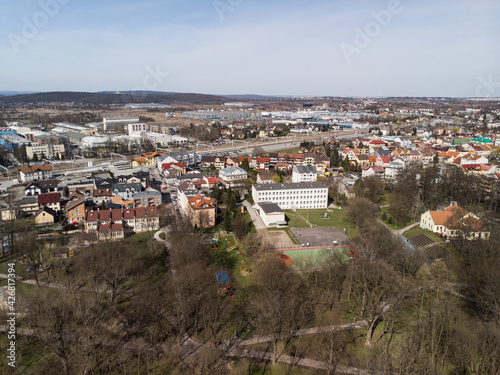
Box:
[240,158,250,172]
[271,174,282,183]
[341,157,350,171]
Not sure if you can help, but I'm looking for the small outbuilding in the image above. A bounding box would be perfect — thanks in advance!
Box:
[35,206,57,226]
[257,202,287,227]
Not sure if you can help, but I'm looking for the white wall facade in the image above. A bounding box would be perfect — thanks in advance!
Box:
[252,183,328,210]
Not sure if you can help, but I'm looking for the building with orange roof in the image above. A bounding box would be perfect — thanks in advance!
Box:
[187,194,216,228]
[420,202,489,240]
[132,157,149,167]
[19,164,53,182]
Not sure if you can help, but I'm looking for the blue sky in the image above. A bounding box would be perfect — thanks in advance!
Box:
[1,0,499,96]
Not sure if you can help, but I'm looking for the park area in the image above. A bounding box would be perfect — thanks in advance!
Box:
[403,226,450,262]
[275,246,352,270]
[282,208,358,238]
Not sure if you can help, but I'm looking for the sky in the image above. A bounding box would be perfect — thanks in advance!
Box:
[0,0,499,97]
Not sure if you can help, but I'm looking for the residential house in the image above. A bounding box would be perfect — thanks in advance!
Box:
[18,196,39,213]
[274,162,290,171]
[38,192,61,211]
[454,155,489,166]
[201,176,219,188]
[268,153,278,166]
[131,157,149,167]
[384,160,406,181]
[187,194,217,228]
[93,188,113,205]
[132,188,162,207]
[94,178,114,190]
[375,156,392,168]
[65,197,86,224]
[420,202,489,240]
[355,154,370,167]
[368,139,386,149]
[256,171,276,184]
[361,165,385,179]
[112,183,142,200]
[24,179,59,196]
[341,149,360,163]
[225,157,239,167]
[255,157,270,170]
[302,153,316,166]
[19,164,53,182]
[292,165,318,183]
[200,155,216,169]
[1,210,16,221]
[214,156,226,170]
[219,166,248,183]
[67,190,85,201]
[158,151,198,169]
[84,207,159,240]
[35,206,57,225]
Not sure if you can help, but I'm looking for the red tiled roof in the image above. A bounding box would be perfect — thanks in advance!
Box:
[135,207,147,218]
[93,188,112,197]
[188,194,216,209]
[38,192,61,205]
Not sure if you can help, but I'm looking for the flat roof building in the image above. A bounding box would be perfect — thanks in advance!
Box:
[252,182,328,210]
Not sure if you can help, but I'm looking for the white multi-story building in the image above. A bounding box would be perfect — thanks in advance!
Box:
[219,166,248,182]
[128,123,147,136]
[252,182,328,210]
[26,144,65,160]
[292,165,317,183]
[384,160,406,181]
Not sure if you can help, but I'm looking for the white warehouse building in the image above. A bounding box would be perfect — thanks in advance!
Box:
[252,182,329,210]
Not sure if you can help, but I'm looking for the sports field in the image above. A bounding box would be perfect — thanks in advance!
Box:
[275,246,352,270]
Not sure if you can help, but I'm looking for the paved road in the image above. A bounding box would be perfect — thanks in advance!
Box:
[242,200,267,229]
[377,219,420,236]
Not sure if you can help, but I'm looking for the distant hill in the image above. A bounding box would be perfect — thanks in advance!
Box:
[0,91,39,96]
[0,91,232,105]
[225,94,281,100]
[98,90,181,95]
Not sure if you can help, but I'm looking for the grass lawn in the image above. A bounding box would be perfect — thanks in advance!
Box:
[210,242,253,288]
[210,234,236,250]
[283,210,310,228]
[293,209,359,238]
[403,226,443,243]
[127,231,156,243]
[159,232,166,240]
[378,208,414,230]
[378,194,390,206]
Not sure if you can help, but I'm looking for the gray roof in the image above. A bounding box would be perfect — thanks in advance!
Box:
[293,165,317,174]
[19,196,38,204]
[259,202,283,214]
[58,131,87,140]
[112,183,142,192]
[253,182,327,191]
[132,188,161,198]
[220,166,247,175]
